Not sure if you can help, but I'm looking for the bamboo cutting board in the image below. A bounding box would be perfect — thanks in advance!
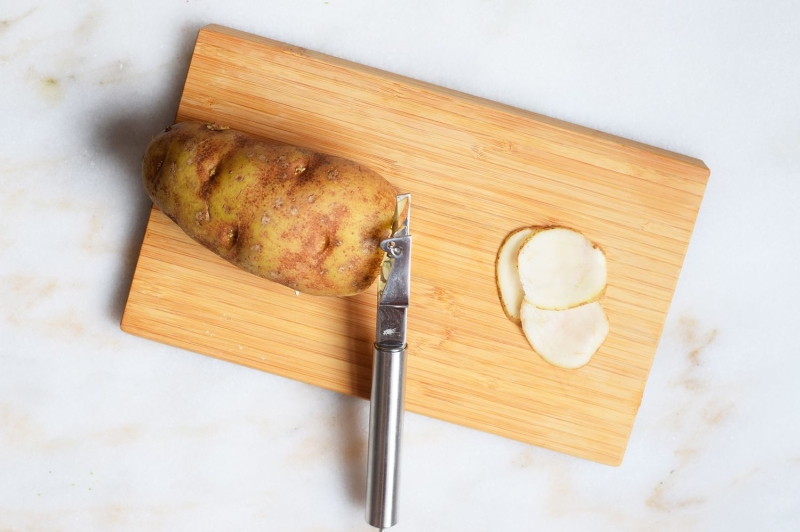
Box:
[121,24,709,465]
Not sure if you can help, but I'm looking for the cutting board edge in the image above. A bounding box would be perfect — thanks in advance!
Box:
[119,317,628,467]
[119,205,634,467]
[196,23,710,178]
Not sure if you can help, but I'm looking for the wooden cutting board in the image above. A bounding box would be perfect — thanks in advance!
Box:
[121,24,709,465]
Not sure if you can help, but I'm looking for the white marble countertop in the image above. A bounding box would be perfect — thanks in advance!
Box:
[2,1,799,530]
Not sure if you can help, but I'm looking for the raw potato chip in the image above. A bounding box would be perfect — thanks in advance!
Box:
[517,227,606,310]
[495,227,537,324]
[520,300,609,369]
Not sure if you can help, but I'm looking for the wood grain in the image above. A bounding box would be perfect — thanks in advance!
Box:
[121,24,709,465]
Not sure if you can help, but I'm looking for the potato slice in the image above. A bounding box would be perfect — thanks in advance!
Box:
[517,227,606,310]
[520,300,609,369]
[495,227,537,323]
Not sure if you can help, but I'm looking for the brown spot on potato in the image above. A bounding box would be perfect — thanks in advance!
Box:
[261,214,271,225]
[320,235,331,252]
[351,272,376,292]
[218,225,238,250]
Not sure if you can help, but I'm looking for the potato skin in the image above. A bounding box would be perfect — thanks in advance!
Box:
[142,121,397,296]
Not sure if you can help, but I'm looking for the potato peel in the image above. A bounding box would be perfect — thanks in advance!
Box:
[495,227,537,324]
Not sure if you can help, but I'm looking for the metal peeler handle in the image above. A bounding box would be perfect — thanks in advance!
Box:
[365,343,408,530]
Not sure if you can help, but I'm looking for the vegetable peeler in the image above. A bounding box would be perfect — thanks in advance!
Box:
[366,193,411,531]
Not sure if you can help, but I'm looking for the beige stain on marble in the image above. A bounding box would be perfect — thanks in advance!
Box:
[497,316,729,526]
[0,403,43,447]
[511,448,535,468]
[37,76,65,104]
[0,403,145,451]
[43,312,87,337]
[0,402,275,453]
[683,317,719,367]
[74,9,143,85]
[0,187,28,210]
[244,414,271,435]
[27,67,71,105]
[0,8,35,36]
[0,37,41,63]
[646,469,707,512]
[675,315,719,392]
[0,227,13,253]
[645,313,729,514]
[1,178,119,255]
[95,59,145,86]
[18,7,140,104]
[533,456,648,528]
[543,459,576,518]
[727,454,800,491]
[5,275,59,310]
[726,465,761,488]
[0,502,201,531]
[81,213,119,255]
[701,399,734,427]
[170,424,219,439]
[25,68,73,106]
[0,157,69,178]
[73,6,104,43]
[495,318,724,525]
[288,431,366,467]
[2,274,91,342]
[1,196,118,265]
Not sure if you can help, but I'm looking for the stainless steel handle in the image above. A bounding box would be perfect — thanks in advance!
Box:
[365,343,407,530]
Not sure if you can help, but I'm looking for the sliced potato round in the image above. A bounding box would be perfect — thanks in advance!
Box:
[495,227,537,323]
[520,300,609,369]
[517,227,606,310]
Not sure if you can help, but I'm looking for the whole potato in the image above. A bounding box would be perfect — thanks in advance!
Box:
[142,121,397,296]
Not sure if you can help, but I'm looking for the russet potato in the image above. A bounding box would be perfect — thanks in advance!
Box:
[142,121,396,296]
